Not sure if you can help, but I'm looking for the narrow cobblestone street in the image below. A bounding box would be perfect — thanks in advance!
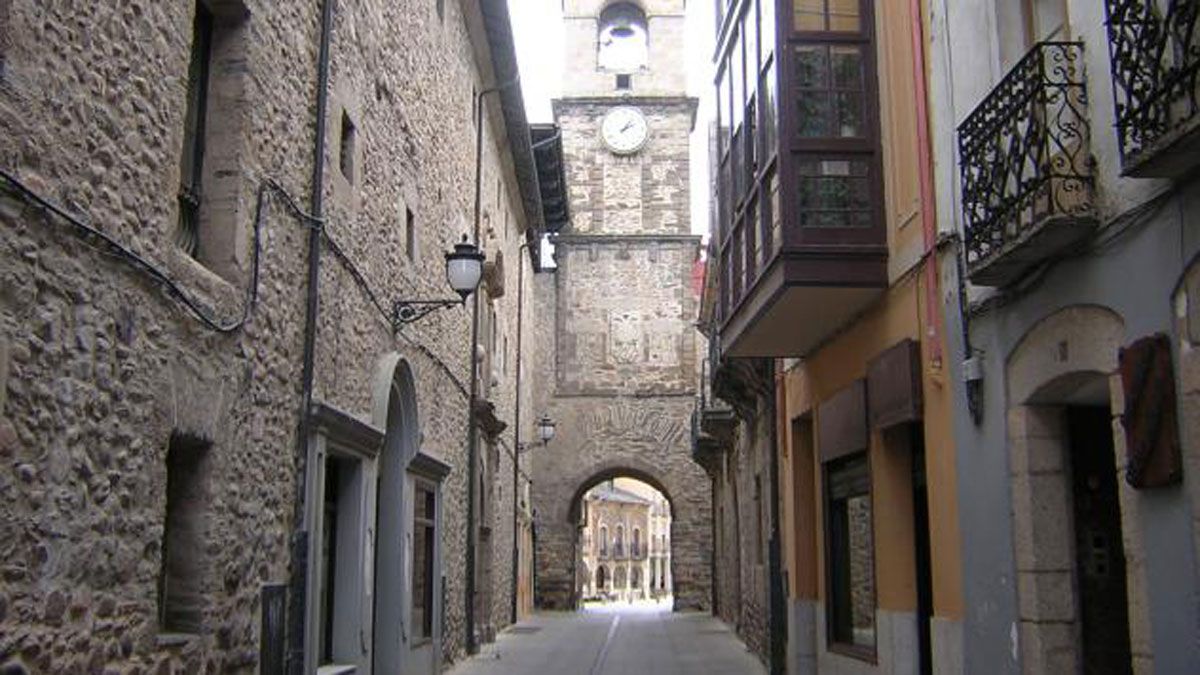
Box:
[447,603,765,675]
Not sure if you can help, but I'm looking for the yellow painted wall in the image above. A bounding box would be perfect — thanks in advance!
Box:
[774,0,964,623]
[779,270,964,620]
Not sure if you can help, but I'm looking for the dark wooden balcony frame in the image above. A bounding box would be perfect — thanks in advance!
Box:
[1105,0,1200,177]
[712,0,889,356]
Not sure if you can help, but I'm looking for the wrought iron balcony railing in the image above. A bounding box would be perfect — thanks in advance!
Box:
[1106,0,1200,175]
[958,42,1095,286]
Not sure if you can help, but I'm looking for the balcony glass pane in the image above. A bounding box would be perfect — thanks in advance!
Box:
[745,8,758,86]
[793,0,862,33]
[769,171,782,252]
[745,198,760,284]
[731,33,745,130]
[795,46,831,137]
[762,59,778,153]
[760,0,776,66]
[794,0,825,31]
[718,63,732,156]
[829,0,861,32]
[795,44,866,139]
[797,159,871,228]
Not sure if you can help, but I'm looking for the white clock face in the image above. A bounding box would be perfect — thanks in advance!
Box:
[601,107,649,155]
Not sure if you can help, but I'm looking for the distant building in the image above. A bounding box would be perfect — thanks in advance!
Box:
[578,479,672,602]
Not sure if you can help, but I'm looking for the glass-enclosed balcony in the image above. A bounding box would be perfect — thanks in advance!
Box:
[958,42,1095,287]
[712,0,887,358]
[1105,0,1200,177]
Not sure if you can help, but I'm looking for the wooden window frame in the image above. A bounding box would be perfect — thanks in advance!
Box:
[822,451,878,662]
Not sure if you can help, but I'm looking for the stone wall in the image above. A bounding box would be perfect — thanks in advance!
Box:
[0,0,536,671]
[706,395,773,668]
[554,99,693,236]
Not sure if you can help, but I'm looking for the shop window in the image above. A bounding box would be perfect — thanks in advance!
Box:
[824,453,876,654]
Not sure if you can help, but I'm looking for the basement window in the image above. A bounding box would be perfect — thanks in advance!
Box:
[339,111,356,184]
[158,432,211,635]
[616,74,631,90]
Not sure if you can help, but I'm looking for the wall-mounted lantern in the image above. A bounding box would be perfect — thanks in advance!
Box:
[536,415,557,445]
[392,235,485,328]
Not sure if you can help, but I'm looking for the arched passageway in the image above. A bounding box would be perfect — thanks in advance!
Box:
[576,476,673,605]
[533,456,711,611]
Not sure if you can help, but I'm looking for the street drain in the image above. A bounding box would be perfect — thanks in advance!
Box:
[507,626,542,634]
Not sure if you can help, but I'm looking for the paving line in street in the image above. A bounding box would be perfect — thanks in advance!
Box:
[588,614,621,675]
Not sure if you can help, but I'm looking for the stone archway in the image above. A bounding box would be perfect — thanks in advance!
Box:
[370,355,421,674]
[535,454,710,611]
[1005,306,1151,673]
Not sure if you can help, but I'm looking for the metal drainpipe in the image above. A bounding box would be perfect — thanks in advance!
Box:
[767,363,787,675]
[287,0,334,672]
[910,0,942,368]
[510,238,532,625]
[466,76,519,655]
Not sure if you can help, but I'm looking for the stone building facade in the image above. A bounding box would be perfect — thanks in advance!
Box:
[529,0,712,612]
[0,1,552,673]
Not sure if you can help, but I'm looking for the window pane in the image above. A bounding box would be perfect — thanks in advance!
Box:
[795,0,863,33]
[846,494,876,646]
[412,484,435,640]
[731,33,744,130]
[797,160,872,228]
[829,0,862,32]
[762,60,778,153]
[719,64,732,155]
[826,455,875,650]
[744,9,758,90]
[794,45,829,88]
[794,0,826,30]
[760,0,776,66]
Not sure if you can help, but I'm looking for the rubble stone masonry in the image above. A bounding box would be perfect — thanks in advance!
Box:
[0,0,535,672]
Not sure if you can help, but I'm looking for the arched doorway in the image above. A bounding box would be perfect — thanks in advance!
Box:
[1006,306,1147,674]
[572,473,673,607]
[370,356,448,675]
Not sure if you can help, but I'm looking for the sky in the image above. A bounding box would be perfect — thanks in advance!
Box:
[508,0,716,239]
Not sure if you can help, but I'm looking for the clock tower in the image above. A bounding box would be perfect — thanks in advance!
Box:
[532,1,711,612]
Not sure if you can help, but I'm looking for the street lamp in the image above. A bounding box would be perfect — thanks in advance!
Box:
[392,235,485,328]
[536,415,557,445]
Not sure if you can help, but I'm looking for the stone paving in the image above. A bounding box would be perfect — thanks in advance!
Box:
[446,601,766,675]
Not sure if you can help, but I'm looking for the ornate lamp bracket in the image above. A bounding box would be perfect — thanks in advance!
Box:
[392,298,466,329]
